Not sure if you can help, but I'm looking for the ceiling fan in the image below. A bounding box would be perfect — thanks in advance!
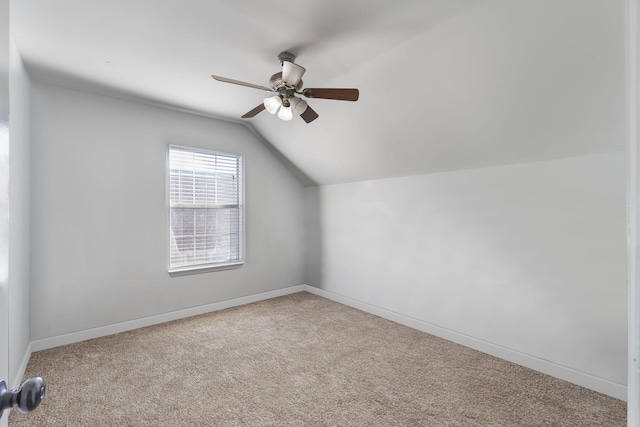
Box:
[211,52,359,124]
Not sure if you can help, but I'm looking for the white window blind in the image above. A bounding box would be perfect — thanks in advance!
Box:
[168,145,243,272]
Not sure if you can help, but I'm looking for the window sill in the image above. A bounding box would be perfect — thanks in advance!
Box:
[168,261,244,277]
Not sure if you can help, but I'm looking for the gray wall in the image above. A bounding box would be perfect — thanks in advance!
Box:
[8,34,30,385]
[29,82,307,340]
[309,151,627,387]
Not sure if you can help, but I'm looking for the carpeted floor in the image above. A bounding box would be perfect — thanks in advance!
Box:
[10,292,626,426]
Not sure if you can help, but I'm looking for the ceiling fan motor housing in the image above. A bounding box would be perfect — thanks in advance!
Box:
[269,72,300,102]
[269,72,286,90]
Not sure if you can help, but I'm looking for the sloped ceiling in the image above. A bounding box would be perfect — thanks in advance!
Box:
[11,0,625,185]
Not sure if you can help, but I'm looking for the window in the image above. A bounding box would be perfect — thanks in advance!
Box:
[168,145,243,274]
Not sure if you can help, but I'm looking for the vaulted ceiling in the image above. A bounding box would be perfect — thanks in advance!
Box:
[11,0,625,185]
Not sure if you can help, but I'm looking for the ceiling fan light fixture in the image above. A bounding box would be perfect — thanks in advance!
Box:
[278,105,293,121]
[289,97,308,116]
[263,95,282,114]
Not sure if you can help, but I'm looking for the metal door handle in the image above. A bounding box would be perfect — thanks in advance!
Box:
[0,377,46,419]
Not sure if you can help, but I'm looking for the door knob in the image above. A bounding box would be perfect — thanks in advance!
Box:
[0,377,46,419]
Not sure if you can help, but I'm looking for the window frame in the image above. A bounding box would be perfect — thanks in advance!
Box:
[166,144,245,277]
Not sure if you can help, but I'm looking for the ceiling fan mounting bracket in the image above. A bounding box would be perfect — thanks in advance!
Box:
[278,51,296,64]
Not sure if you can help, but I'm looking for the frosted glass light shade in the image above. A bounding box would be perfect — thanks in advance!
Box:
[282,61,306,88]
[263,96,282,114]
[289,97,308,116]
[278,106,293,121]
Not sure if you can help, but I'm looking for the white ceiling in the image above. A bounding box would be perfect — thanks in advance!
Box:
[11,0,625,185]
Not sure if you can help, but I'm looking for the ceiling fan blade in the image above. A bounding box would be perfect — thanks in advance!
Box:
[211,75,273,92]
[241,103,266,118]
[300,105,319,123]
[302,88,359,101]
[282,61,306,88]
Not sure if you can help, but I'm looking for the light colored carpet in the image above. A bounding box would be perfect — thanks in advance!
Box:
[10,292,626,426]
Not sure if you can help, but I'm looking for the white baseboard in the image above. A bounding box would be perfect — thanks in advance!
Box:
[27,283,626,401]
[11,341,32,389]
[31,285,307,352]
[302,285,627,402]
